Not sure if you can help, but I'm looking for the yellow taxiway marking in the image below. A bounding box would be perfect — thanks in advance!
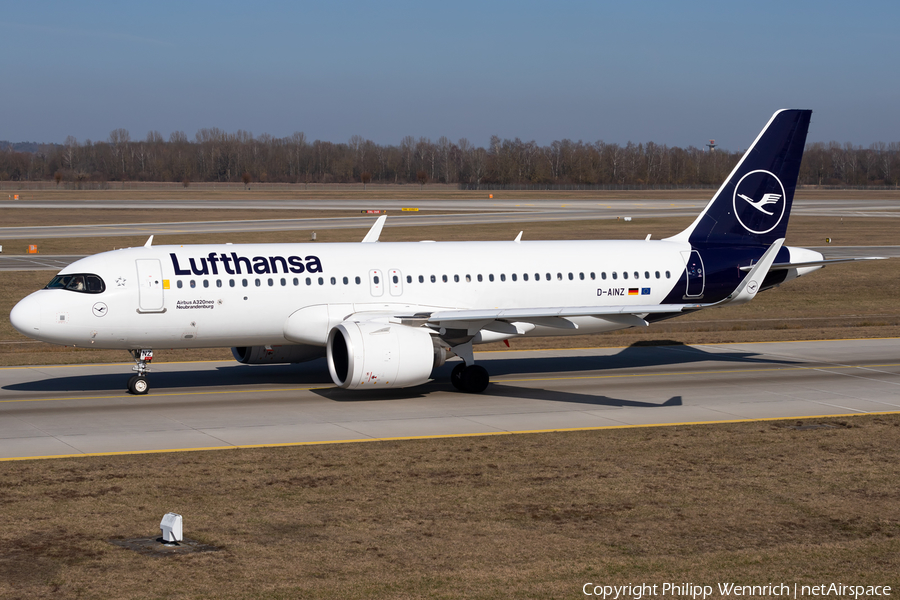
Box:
[3,410,898,462]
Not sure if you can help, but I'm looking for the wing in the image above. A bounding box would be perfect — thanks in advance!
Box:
[389,303,704,336]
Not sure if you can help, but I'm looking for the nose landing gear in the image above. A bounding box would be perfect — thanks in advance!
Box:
[127,349,153,395]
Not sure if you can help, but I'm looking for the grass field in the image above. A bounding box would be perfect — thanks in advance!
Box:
[3,185,899,202]
[1,416,899,598]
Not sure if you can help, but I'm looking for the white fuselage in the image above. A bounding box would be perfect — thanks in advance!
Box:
[12,238,691,350]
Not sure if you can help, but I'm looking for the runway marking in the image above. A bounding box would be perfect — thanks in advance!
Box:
[3,410,898,462]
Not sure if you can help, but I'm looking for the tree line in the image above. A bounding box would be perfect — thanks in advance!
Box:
[1,129,898,187]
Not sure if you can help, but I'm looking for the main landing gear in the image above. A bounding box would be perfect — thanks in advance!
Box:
[450,363,490,394]
[449,342,490,394]
[127,349,153,395]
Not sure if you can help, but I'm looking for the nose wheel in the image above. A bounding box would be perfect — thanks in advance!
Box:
[127,374,149,395]
[127,349,153,395]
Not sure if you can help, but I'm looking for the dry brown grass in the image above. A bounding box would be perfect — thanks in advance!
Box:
[4,185,899,201]
[1,415,898,598]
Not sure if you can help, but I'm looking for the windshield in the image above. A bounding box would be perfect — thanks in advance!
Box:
[44,274,106,294]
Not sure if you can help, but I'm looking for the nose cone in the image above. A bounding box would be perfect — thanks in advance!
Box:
[10,295,41,337]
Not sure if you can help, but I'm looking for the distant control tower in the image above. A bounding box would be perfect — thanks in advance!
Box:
[706,139,717,152]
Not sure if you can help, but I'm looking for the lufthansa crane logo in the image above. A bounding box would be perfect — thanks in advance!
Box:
[732,169,786,234]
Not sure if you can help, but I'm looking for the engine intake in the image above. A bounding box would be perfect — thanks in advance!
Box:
[327,321,443,389]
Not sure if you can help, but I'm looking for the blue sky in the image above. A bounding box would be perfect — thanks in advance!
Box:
[2,0,897,150]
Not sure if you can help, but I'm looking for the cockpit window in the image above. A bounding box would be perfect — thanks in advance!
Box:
[44,273,106,294]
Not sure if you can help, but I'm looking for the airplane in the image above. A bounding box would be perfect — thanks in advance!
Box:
[9,109,880,395]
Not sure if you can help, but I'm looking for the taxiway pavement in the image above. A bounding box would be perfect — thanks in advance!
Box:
[1,197,898,241]
[1,338,898,460]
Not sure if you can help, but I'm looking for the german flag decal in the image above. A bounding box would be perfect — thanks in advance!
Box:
[628,288,639,295]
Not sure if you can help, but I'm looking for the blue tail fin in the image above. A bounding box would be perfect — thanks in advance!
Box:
[670,109,811,247]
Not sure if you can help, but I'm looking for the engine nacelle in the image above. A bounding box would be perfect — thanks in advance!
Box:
[231,344,324,364]
[327,321,442,389]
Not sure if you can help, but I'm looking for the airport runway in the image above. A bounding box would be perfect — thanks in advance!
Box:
[1,338,898,460]
[0,197,897,241]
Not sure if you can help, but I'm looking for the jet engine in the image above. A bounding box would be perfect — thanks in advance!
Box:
[327,321,446,389]
[231,344,324,364]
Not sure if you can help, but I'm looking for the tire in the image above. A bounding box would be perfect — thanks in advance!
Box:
[450,363,466,391]
[128,375,149,395]
[460,365,489,394]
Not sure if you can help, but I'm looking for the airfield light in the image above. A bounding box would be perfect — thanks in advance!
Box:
[160,512,183,544]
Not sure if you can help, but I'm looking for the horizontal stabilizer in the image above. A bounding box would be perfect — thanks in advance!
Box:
[741,256,886,271]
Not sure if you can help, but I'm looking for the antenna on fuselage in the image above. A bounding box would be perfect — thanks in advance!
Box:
[144,235,154,247]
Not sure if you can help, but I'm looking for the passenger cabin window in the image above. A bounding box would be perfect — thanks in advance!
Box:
[177,280,183,289]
